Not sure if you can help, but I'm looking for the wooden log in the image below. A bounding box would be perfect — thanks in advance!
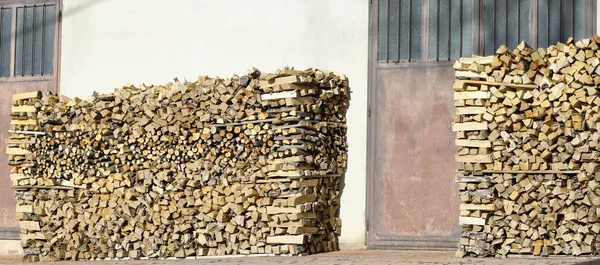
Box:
[459,216,485,226]
[455,139,491,148]
[6,148,31,155]
[19,221,40,231]
[455,154,492,163]
[261,91,299,101]
[266,235,306,244]
[11,105,37,113]
[452,122,488,131]
[11,91,41,102]
[454,91,491,100]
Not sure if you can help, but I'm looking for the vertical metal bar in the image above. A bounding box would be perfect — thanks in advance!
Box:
[397,0,400,61]
[480,0,485,54]
[55,2,62,91]
[9,7,15,77]
[31,5,35,75]
[593,0,598,37]
[558,0,562,42]
[436,0,439,60]
[591,0,598,37]
[472,0,480,55]
[492,0,496,49]
[517,0,520,42]
[459,0,463,57]
[422,0,429,60]
[448,0,451,60]
[407,0,411,60]
[504,0,507,46]
[546,0,551,46]
[0,8,3,75]
[366,0,378,244]
[41,5,45,75]
[386,0,390,62]
[21,7,25,76]
[531,0,538,48]
[571,0,574,39]
[583,0,594,38]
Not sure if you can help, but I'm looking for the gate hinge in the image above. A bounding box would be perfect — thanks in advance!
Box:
[366,219,370,231]
[368,105,372,118]
[58,10,62,22]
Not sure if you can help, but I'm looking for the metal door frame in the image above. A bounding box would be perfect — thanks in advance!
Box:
[366,0,456,249]
[366,0,597,248]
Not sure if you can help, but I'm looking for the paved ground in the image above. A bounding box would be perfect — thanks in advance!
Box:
[1,250,600,264]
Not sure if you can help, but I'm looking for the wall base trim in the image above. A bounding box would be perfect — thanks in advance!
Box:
[339,243,367,250]
[0,240,22,255]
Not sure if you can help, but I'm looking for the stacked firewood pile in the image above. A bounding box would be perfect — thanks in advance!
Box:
[453,37,600,257]
[6,67,349,261]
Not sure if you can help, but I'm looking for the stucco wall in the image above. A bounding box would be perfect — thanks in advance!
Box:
[59,0,368,246]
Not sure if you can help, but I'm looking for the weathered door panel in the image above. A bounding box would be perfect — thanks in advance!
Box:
[367,65,460,249]
[0,80,53,238]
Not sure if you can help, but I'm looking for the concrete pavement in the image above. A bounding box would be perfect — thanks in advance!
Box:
[0,250,599,264]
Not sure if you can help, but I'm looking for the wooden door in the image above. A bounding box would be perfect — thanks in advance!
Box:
[0,0,59,239]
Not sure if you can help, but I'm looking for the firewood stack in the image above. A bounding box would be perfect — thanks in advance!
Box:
[454,36,600,257]
[6,67,349,261]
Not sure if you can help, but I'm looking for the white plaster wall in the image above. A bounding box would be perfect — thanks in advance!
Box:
[60,0,368,246]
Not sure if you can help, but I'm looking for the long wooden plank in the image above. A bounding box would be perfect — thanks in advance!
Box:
[458,56,494,65]
[459,216,486,225]
[10,119,37,125]
[11,105,37,113]
[266,235,305,244]
[455,107,486,115]
[16,204,33,213]
[455,154,492,163]
[10,173,30,181]
[19,221,40,231]
[455,174,491,183]
[12,185,79,190]
[481,170,580,174]
[259,76,300,88]
[454,91,491,100]
[11,91,41,102]
[460,204,496,211]
[461,80,538,90]
[455,71,487,79]
[5,138,32,145]
[289,179,320,188]
[20,232,45,241]
[452,122,488,131]
[6,147,31,155]
[455,139,491,148]
[261,91,298,101]
[8,130,45,135]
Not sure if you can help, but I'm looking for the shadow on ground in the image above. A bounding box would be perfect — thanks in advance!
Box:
[575,259,600,265]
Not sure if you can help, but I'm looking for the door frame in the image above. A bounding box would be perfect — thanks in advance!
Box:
[365,0,457,249]
[366,0,597,249]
